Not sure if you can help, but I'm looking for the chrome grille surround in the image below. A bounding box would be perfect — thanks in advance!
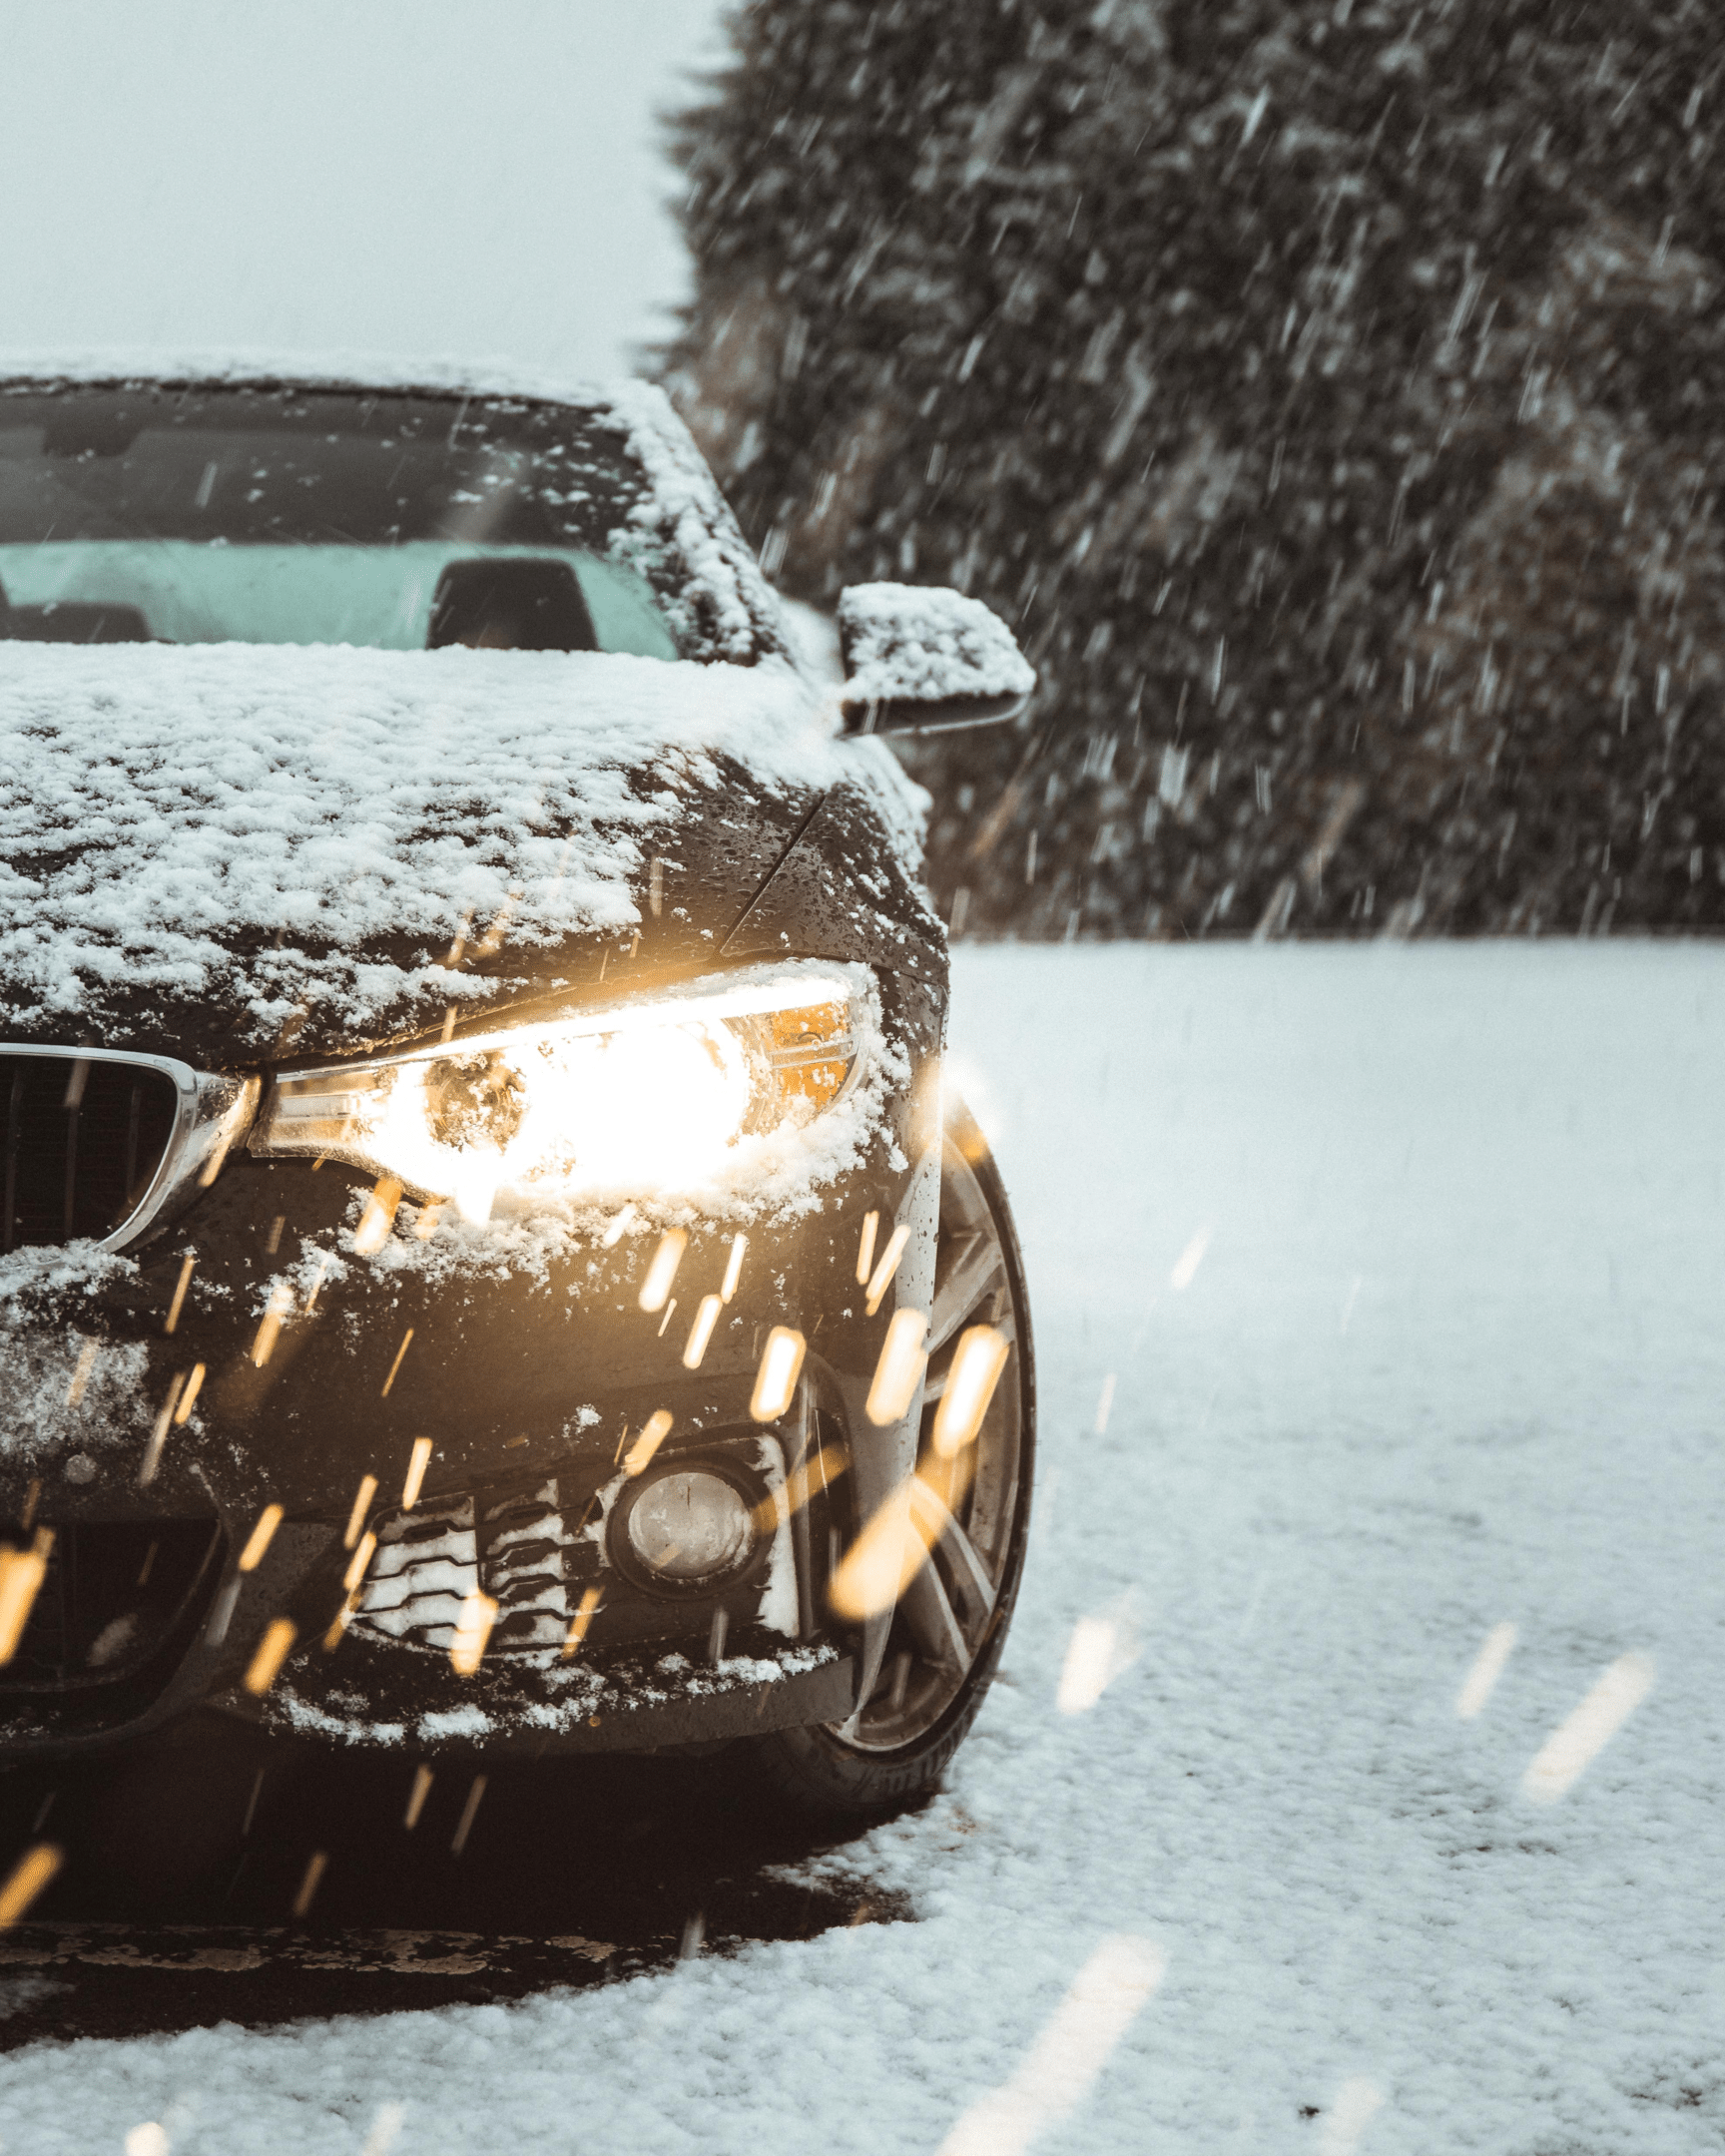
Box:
[0,1044,259,1254]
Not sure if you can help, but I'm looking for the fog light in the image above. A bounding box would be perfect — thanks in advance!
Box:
[624,1470,754,1586]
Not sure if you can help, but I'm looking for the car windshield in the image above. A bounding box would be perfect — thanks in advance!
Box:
[0,384,680,657]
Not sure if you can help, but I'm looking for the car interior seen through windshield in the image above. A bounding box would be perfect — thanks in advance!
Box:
[0,387,679,656]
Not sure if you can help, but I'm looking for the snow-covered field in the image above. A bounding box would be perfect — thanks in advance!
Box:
[9,942,1724,2154]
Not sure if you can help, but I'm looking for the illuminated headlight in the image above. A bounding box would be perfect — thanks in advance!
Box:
[251,964,870,1219]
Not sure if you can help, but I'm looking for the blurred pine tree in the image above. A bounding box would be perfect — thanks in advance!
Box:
[664,0,1725,938]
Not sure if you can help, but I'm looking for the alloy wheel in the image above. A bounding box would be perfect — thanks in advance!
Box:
[839,1126,1026,1754]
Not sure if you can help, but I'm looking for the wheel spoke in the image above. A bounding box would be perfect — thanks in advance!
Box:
[927,1233,1007,1354]
[910,1474,999,1619]
[899,1547,967,1671]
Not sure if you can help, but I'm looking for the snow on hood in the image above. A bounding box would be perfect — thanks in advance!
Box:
[0,640,851,1050]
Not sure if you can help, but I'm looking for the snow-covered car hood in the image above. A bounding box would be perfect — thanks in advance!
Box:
[0,641,930,1067]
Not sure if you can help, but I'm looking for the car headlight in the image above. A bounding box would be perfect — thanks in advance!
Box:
[250,964,869,1220]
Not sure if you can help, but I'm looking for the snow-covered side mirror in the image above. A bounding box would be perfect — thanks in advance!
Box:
[836,582,1036,735]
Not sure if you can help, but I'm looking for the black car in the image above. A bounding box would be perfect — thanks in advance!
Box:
[0,366,1036,1818]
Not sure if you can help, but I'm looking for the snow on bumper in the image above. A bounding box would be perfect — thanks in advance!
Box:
[253,1639,852,1756]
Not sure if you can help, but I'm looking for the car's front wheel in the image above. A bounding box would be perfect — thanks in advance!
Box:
[742,1097,1034,1819]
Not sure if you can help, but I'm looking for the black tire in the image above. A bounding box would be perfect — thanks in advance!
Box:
[740,1096,1035,1820]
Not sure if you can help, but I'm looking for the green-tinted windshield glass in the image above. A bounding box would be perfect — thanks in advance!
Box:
[0,385,679,657]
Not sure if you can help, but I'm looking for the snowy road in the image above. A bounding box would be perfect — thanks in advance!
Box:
[4,943,1723,2153]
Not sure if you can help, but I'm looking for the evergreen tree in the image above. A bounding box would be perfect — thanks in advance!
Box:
[665,0,1725,938]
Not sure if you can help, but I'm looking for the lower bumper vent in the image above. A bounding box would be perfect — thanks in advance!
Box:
[352,1482,587,1658]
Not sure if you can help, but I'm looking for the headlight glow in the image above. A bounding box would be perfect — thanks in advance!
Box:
[251,964,869,1220]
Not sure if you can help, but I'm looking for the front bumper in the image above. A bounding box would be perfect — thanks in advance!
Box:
[0,1062,939,1759]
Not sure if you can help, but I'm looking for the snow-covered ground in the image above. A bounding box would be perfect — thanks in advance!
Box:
[8,942,1724,2154]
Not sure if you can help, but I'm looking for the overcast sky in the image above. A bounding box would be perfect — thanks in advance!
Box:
[0,0,731,382]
